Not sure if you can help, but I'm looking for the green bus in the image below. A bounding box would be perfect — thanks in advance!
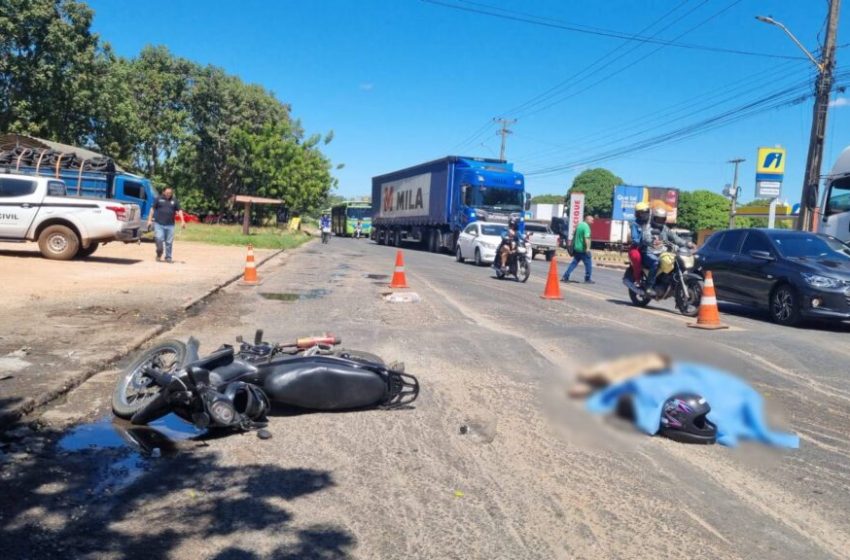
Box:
[331,202,372,237]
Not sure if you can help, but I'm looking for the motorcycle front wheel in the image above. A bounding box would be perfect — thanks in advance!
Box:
[112,339,187,419]
[518,259,530,283]
[676,278,703,317]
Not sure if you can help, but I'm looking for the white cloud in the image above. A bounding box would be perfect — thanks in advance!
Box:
[829,97,850,108]
[359,83,374,92]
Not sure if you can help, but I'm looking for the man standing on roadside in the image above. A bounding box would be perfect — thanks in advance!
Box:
[562,215,595,284]
[146,187,185,263]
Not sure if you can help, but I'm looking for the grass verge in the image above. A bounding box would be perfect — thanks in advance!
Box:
[177,224,313,250]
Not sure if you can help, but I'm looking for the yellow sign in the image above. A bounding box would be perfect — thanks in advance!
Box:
[756,146,786,175]
[736,205,792,216]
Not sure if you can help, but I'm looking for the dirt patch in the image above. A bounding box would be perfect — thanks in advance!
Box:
[0,240,286,428]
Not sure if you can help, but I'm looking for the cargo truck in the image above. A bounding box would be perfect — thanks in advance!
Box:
[0,135,157,222]
[371,156,527,252]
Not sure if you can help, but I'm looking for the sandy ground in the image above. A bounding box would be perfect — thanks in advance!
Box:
[0,239,277,425]
[0,238,847,559]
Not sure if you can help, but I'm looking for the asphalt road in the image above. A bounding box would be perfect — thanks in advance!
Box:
[1,237,848,559]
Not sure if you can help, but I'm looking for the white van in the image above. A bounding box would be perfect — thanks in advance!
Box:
[820,146,850,242]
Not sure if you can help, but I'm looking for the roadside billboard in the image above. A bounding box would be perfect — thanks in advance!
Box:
[612,185,678,223]
[567,193,585,242]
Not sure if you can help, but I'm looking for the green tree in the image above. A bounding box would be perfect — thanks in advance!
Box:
[677,190,730,232]
[0,0,109,143]
[531,194,566,204]
[567,168,623,218]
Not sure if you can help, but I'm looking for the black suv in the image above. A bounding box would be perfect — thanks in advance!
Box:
[697,228,850,326]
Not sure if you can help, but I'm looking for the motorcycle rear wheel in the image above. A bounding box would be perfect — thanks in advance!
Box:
[112,340,187,419]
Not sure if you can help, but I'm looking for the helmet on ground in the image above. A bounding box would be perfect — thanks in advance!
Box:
[651,207,668,228]
[224,382,270,424]
[659,393,717,444]
[635,202,650,223]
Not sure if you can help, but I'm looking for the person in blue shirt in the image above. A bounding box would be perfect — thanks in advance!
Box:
[320,214,331,244]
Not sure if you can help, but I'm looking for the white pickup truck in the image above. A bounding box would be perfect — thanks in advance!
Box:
[0,173,143,260]
[525,221,558,261]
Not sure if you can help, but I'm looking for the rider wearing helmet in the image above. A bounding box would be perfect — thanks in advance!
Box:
[497,217,523,271]
[641,206,693,296]
[629,202,651,283]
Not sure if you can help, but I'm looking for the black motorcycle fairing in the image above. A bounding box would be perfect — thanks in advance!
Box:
[209,359,260,385]
[264,361,390,410]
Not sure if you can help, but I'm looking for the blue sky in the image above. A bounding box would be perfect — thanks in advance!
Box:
[87,0,850,205]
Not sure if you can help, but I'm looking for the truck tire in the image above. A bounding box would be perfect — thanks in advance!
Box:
[38,225,80,260]
[76,243,99,259]
[377,228,386,245]
[393,229,402,247]
[429,229,440,253]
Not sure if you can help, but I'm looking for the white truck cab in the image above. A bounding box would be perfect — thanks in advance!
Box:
[0,172,142,259]
[820,146,850,242]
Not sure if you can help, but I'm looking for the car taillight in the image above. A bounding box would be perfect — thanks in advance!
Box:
[106,205,128,221]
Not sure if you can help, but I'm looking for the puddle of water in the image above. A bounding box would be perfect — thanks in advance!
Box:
[56,414,203,498]
[260,289,330,302]
[59,414,203,455]
[364,274,389,280]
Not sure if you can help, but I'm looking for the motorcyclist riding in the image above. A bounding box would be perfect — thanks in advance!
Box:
[641,207,693,296]
[497,217,522,272]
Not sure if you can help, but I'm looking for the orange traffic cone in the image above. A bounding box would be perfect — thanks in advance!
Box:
[389,250,409,289]
[239,244,260,285]
[688,271,727,330]
[540,256,564,300]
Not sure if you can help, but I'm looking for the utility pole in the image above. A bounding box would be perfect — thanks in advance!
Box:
[727,158,745,229]
[494,117,516,161]
[799,0,841,231]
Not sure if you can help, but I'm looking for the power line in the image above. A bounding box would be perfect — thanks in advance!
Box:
[421,0,807,61]
[523,73,850,177]
[504,0,699,118]
[514,1,747,120]
[512,58,811,167]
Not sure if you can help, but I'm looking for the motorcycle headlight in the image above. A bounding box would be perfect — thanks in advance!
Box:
[209,399,236,425]
[802,273,843,289]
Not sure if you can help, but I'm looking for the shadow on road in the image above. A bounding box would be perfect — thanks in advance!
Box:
[0,249,142,265]
[0,421,355,559]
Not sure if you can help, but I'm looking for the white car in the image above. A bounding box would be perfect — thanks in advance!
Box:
[0,173,143,260]
[455,221,506,265]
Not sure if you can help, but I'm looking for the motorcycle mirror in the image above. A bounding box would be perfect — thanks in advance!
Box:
[254,329,264,345]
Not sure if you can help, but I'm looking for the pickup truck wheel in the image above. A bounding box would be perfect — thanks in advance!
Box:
[38,225,80,260]
[76,243,99,259]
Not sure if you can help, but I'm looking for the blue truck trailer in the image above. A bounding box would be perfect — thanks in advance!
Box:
[0,135,157,221]
[371,156,527,252]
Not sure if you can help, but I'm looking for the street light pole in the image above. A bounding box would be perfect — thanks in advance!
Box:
[756,2,842,231]
[727,158,744,229]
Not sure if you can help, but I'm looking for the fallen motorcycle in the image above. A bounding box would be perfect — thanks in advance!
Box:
[112,331,419,430]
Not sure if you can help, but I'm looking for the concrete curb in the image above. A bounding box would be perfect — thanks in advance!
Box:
[0,239,312,430]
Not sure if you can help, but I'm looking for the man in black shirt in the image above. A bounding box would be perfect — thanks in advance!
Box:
[146,187,185,262]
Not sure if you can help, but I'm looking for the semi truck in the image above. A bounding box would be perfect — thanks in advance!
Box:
[0,135,157,221]
[371,156,527,252]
